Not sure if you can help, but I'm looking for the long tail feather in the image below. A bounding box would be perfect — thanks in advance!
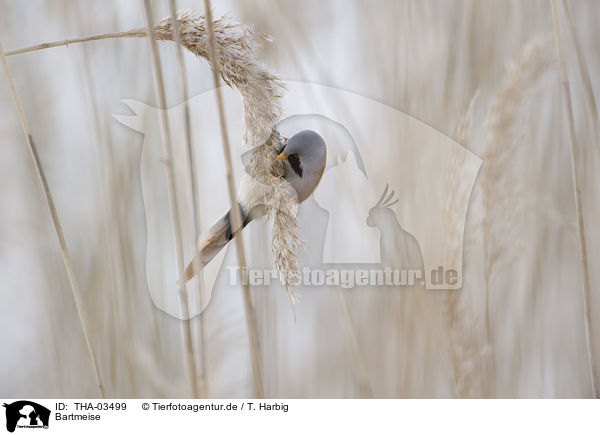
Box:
[183,204,265,281]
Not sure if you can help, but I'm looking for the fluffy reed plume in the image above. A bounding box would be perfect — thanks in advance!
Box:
[149,10,285,145]
[444,91,486,398]
[268,161,303,303]
[481,35,554,394]
[482,35,554,297]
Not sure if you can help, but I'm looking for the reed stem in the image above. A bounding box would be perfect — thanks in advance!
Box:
[4,29,146,57]
[0,40,106,398]
[168,0,208,398]
[560,0,599,139]
[551,0,598,398]
[203,0,265,398]
[142,0,199,398]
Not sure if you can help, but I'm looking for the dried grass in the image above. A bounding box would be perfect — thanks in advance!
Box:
[6,9,301,299]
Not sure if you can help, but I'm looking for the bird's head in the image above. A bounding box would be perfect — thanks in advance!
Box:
[276,130,327,180]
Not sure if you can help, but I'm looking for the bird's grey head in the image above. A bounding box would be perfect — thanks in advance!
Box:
[277,130,327,178]
[277,130,327,203]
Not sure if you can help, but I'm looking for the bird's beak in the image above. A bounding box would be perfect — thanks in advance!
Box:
[275,152,287,160]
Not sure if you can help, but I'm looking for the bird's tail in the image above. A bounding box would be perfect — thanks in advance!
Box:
[183,203,265,282]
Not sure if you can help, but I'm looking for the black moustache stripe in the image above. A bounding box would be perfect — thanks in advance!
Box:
[288,154,303,177]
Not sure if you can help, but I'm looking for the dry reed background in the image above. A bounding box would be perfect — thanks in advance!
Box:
[1,0,599,398]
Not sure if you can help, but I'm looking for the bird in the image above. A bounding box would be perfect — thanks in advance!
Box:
[183,129,327,281]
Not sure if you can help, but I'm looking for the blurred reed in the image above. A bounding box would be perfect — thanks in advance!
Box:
[202,0,264,398]
[550,0,597,397]
[0,40,105,398]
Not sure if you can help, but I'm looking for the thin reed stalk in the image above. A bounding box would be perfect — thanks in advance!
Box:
[550,0,598,398]
[202,0,264,399]
[560,0,599,139]
[4,29,146,57]
[142,0,199,398]
[0,40,105,398]
[168,0,207,397]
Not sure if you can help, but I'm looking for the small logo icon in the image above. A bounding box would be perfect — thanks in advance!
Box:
[3,401,50,433]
